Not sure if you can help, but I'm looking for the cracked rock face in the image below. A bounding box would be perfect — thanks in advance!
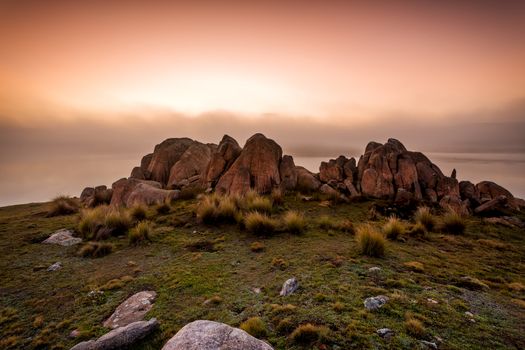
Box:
[161,320,274,350]
[103,291,157,329]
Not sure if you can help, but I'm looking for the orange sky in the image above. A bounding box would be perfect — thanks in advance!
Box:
[1,0,525,122]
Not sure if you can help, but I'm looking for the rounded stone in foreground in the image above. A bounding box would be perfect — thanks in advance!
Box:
[162,320,274,350]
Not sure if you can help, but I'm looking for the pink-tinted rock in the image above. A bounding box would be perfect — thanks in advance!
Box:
[147,138,196,185]
[215,133,282,195]
[476,181,514,202]
[279,155,297,190]
[205,135,242,187]
[295,166,321,192]
[167,142,215,190]
[104,291,157,329]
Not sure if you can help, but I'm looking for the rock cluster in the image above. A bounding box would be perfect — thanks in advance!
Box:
[80,134,521,215]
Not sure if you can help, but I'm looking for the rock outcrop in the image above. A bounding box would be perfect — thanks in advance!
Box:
[43,229,82,246]
[81,134,520,215]
[215,133,282,195]
[161,320,273,350]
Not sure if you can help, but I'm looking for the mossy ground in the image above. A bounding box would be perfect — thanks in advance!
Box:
[0,197,524,349]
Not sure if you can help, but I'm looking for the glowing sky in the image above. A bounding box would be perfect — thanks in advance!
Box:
[1,0,524,120]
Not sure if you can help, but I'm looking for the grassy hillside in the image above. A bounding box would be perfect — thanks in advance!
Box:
[0,195,524,350]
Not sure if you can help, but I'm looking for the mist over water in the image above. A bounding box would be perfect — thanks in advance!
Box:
[1,152,523,207]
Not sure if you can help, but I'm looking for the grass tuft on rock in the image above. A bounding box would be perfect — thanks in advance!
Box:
[356,224,385,257]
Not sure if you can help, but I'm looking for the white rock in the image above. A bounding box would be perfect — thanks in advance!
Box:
[43,229,82,246]
[47,262,62,271]
[280,277,299,296]
[364,295,389,311]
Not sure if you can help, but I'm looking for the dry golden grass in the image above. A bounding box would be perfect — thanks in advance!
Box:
[405,317,426,337]
[356,224,386,257]
[282,210,306,234]
[414,206,435,231]
[290,323,329,345]
[250,241,265,252]
[245,211,277,235]
[128,221,153,245]
[46,195,79,217]
[240,317,267,338]
[383,216,405,240]
[404,261,425,273]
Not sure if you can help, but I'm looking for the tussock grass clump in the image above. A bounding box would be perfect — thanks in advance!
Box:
[404,261,424,273]
[441,210,467,235]
[383,216,405,240]
[276,317,294,334]
[337,219,355,234]
[78,206,131,239]
[33,315,44,328]
[78,242,113,258]
[507,282,525,292]
[290,323,329,345]
[155,201,171,215]
[196,194,240,224]
[47,195,79,217]
[240,317,267,338]
[250,241,265,252]
[216,196,238,223]
[104,211,132,235]
[78,206,106,239]
[100,275,134,291]
[245,195,273,213]
[271,257,289,270]
[245,212,277,235]
[129,204,147,221]
[317,215,336,230]
[282,210,306,234]
[196,195,218,224]
[271,188,284,206]
[414,206,435,231]
[333,301,345,312]
[405,317,425,337]
[477,239,508,250]
[128,221,153,245]
[356,224,385,257]
[407,222,427,237]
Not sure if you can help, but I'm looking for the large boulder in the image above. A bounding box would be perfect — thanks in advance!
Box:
[476,181,514,202]
[319,156,346,183]
[80,186,112,207]
[205,135,242,188]
[147,138,196,185]
[295,166,321,192]
[459,181,481,207]
[161,320,273,350]
[439,195,470,216]
[215,134,282,195]
[279,155,298,191]
[111,178,176,207]
[357,139,457,202]
[104,291,157,329]
[70,318,158,350]
[167,143,215,190]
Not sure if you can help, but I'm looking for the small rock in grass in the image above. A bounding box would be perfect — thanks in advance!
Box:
[280,277,299,296]
[368,267,381,273]
[47,262,62,271]
[465,311,474,317]
[427,298,438,304]
[43,229,82,246]
[420,340,438,349]
[364,295,389,311]
[69,329,81,338]
[252,287,262,294]
[376,328,394,339]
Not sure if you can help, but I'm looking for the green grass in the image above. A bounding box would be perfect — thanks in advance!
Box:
[0,195,524,349]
